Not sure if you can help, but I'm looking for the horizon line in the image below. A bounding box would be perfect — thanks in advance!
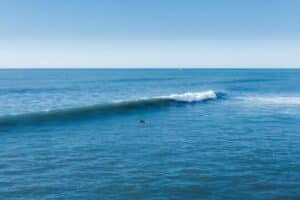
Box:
[1,66,300,69]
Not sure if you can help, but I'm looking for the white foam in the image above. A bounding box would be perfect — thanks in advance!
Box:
[239,96,300,105]
[162,90,217,102]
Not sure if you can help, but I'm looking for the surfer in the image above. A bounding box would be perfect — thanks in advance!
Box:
[139,119,145,124]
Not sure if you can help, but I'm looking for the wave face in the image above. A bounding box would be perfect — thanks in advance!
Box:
[0,90,219,126]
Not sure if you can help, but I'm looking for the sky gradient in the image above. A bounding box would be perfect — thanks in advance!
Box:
[1,0,300,67]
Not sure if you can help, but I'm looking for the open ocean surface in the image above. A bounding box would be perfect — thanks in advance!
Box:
[1,69,300,200]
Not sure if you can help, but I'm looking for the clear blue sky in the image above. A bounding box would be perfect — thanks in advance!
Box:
[1,0,300,67]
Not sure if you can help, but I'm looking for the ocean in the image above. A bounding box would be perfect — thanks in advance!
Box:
[1,69,300,200]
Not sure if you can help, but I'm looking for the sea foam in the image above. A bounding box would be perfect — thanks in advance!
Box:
[161,90,217,102]
[239,95,300,105]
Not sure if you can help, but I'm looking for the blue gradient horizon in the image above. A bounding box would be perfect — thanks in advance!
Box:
[1,0,300,66]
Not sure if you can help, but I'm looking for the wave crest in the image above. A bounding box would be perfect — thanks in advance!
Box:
[162,90,217,102]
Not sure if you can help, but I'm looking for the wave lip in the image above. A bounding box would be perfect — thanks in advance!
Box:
[161,90,217,102]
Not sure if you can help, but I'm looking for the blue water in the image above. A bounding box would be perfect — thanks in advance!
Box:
[1,69,300,200]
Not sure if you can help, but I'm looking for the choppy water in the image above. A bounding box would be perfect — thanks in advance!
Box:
[1,69,300,200]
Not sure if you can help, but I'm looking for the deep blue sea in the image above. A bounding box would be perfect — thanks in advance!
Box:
[1,69,300,200]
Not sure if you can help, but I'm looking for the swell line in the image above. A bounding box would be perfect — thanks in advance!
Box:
[0,90,221,126]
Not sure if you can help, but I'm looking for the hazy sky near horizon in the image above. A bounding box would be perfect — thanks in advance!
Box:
[1,0,300,67]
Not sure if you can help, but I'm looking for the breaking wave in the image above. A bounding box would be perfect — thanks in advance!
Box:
[161,90,217,102]
[0,90,221,126]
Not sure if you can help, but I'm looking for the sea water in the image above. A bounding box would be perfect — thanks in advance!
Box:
[1,69,300,199]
